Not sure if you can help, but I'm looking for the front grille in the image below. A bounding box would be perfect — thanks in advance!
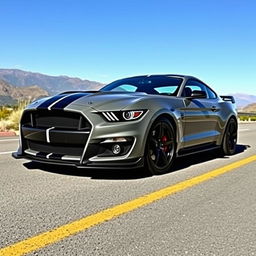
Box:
[21,110,91,161]
[22,110,90,130]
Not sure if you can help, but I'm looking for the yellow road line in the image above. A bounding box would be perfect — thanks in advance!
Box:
[1,155,256,256]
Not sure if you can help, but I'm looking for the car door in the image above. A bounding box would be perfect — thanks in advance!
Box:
[181,79,220,148]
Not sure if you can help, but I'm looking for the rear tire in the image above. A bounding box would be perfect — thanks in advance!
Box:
[145,117,176,175]
[221,117,237,155]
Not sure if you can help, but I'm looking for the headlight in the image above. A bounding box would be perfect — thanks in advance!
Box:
[101,110,147,122]
[122,110,144,120]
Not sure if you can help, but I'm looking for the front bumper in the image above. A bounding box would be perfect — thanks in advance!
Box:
[12,151,144,169]
[14,107,150,169]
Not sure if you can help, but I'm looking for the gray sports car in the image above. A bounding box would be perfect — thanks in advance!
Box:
[13,75,238,174]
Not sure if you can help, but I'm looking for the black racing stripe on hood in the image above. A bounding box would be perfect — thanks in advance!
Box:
[50,93,90,110]
[37,94,67,109]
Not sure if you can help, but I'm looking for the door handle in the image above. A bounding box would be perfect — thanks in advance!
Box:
[211,106,217,112]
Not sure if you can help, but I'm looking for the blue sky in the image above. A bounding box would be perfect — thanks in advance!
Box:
[0,0,255,94]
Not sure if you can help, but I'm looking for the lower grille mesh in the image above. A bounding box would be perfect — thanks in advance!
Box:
[27,141,84,156]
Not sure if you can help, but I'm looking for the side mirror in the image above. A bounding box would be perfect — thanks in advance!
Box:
[189,90,207,99]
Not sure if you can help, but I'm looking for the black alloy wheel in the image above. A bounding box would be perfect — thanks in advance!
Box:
[145,117,176,175]
[222,117,237,155]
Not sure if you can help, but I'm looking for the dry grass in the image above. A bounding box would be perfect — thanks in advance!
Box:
[0,119,12,132]
[0,101,28,131]
[0,107,12,119]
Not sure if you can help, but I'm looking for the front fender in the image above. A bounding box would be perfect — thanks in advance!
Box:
[141,108,184,156]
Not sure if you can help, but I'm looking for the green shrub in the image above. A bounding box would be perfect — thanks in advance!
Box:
[239,115,249,121]
[239,115,256,121]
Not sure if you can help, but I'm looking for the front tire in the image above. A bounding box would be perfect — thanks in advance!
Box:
[221,117,238,155]
[145,117,176,175]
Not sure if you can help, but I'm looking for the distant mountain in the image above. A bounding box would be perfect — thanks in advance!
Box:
[231,93,256,108]
[0,69,255,108]
[0,69,104,95]
[242,103,256,113]
[0,79,49,105]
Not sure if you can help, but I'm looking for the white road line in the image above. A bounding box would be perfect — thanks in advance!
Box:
[0,139,19,142]
[239,129,250,132]
[0,151,14,155]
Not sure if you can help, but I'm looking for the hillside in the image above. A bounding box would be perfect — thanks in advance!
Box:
[0,69,104,95]
[231,93,256,108]
[0,69,255,107]
[242,103,256,113]
[0,79,49,105]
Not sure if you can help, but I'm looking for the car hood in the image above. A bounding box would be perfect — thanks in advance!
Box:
[70,91,149,111]
[25,91,149,111]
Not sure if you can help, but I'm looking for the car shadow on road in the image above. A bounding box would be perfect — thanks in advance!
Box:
[23,161,152,180]
[23,144,250,180]
[23,162,152,180]
[172,144,249,172]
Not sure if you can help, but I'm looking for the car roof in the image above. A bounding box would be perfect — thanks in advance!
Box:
[124,74,198,80]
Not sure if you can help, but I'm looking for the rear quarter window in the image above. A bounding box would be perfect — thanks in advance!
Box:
[206,86,217,99]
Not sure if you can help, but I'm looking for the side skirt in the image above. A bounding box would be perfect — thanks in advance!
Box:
[177,142,221,158]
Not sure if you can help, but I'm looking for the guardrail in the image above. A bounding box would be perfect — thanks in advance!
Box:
[238,112,256,117]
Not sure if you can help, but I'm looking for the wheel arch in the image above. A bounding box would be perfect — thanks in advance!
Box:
[155,113,177,134]
[142,111,180,156]
[219,114,238,145]
[224,114,238,131]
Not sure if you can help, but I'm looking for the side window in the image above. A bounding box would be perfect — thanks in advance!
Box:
[154,86,178,95]
[182,80,208,98]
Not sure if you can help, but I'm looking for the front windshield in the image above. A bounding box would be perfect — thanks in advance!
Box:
[100,76,183,96]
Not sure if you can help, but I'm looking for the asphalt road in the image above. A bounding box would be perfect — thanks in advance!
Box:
[0,123,256,256]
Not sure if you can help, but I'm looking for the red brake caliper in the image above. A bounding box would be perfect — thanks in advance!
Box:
[161,135,168,152]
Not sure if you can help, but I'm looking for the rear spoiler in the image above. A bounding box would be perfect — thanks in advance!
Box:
[220,95,235,104]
